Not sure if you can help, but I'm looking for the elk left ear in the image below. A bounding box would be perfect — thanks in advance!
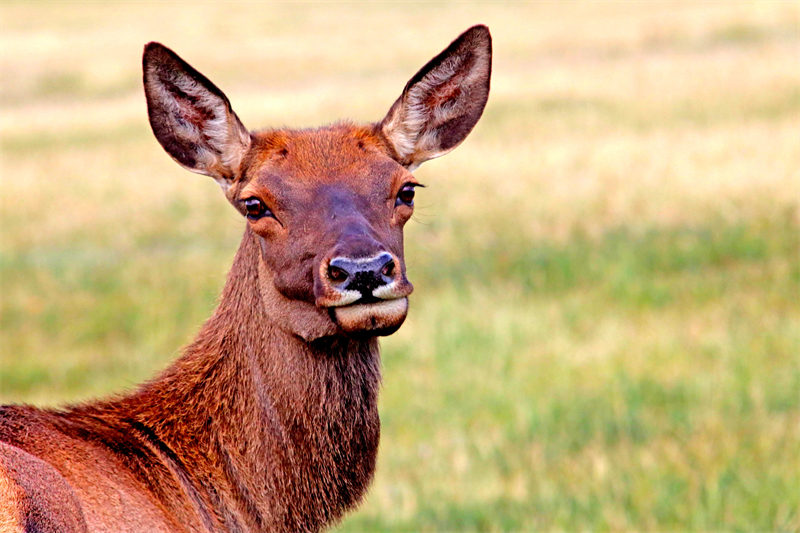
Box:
[380,25,492,171]
[143,42,251,190]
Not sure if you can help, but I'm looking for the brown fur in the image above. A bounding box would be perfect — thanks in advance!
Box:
[0,26,491,532]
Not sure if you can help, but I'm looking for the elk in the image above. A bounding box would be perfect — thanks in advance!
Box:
[0,25,491,532]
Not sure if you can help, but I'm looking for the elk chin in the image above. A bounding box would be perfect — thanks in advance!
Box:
[332,298,409,336]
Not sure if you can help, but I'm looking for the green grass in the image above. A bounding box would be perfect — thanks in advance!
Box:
[2,2,799,531]
[354,215,799,530]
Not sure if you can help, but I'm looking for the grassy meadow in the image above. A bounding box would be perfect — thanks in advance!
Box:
[1,2,799,530]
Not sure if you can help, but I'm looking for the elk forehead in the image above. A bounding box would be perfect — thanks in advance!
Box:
[240,124,406,190]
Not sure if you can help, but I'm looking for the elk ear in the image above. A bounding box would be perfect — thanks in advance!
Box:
[380,25,491,171]
[143,42,251,190]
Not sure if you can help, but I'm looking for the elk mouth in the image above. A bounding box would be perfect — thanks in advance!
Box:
[315,255,414,336]
[329,297,409,336]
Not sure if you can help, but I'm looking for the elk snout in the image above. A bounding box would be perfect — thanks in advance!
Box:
[317,250,413,335]
[328,253,395,297]
[316,251,412,309]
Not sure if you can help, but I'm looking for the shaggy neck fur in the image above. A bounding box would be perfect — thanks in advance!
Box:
[68,229,382,532]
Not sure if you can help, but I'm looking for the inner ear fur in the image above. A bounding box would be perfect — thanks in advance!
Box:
[380,25,492,170]
[143,42,251,189]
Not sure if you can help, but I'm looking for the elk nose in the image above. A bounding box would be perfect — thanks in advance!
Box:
[327,252,396,297]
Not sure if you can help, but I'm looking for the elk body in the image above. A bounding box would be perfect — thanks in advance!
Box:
[0,26,491,533]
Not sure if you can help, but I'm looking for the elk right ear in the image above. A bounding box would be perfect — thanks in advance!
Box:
[143,42,251,190]
[380,25,492,171]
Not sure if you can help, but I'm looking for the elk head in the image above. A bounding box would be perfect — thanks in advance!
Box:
[143,26,491,341]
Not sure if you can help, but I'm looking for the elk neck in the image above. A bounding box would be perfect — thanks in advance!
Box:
[76,226,383,529]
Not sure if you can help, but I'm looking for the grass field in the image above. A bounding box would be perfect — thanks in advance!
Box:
[1,2,799,530]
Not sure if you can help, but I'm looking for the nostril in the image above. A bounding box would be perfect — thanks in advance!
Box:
[380,260,395,278]
[328,264,349,283]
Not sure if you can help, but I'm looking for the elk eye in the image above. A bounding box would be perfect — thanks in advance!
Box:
[395,184,416,207]
[243,197,271,220]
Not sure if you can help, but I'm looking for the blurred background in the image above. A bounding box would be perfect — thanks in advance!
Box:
[1,2,798,530]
